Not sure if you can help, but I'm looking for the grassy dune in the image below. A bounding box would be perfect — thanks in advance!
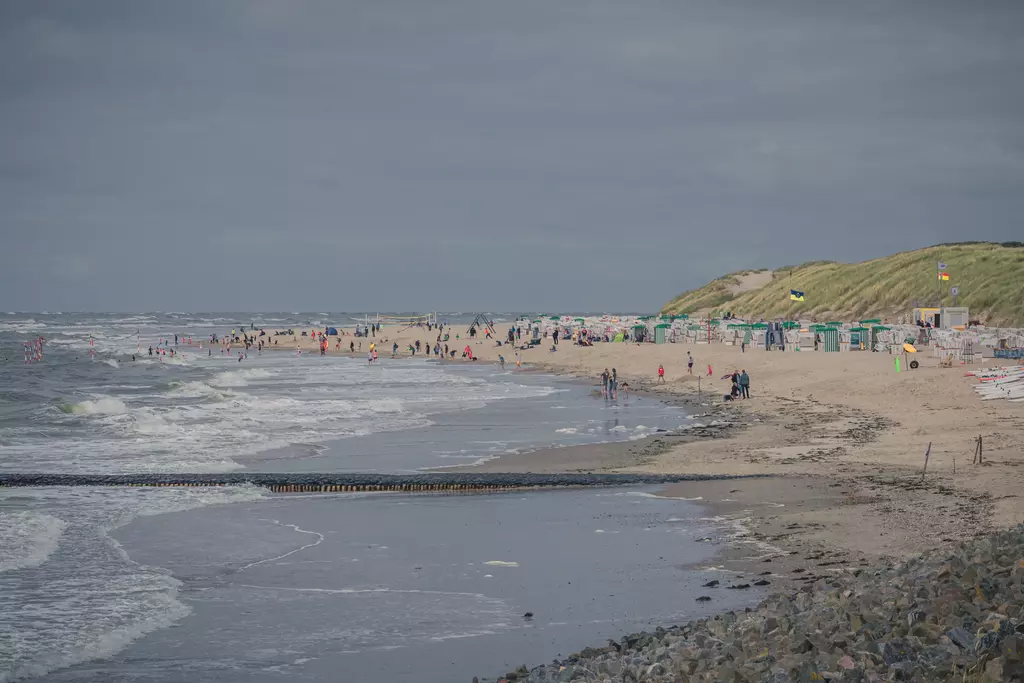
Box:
[661,243,1024,326]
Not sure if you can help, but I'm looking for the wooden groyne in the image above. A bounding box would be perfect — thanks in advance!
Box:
[0,472,765,493]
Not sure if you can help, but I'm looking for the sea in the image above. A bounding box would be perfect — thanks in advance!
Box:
[0,313,752,683]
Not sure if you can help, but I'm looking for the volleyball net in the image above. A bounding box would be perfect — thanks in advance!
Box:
[374,313,437,327]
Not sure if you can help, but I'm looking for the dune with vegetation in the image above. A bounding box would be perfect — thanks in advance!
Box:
[661,242,1024,326]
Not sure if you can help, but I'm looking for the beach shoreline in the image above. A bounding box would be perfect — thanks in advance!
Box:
[253,322,1021,575]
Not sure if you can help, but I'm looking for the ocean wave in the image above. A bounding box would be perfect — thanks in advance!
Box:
[167,381,233,401]
[210,367,275,387]
[0,511,67,573]
[58,397,128,415]
[0,485,267,683]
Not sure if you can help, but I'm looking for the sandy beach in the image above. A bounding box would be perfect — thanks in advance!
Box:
[264,321,1023,585]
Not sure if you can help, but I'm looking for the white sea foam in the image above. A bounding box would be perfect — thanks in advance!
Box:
[555,427,579,434]
[614,491,704,502]
[0,512,67,573]
[483,560,519,567]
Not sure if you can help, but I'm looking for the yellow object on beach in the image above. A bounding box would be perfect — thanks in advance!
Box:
[903,343,917,353]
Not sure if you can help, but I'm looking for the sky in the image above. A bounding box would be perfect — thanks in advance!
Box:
[1,0,1022,313]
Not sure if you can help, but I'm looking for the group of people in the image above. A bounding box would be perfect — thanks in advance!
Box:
[728,370,751,400]
[600,367,626,398]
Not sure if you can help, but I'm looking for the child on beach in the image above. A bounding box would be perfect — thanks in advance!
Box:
[687,352,694,375]
[657,364,665,383]
[499,355,505,369]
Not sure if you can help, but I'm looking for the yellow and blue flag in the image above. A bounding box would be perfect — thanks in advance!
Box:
[790,289,805,302]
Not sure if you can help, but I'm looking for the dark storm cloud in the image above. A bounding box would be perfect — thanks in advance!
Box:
[1,0,1022,312]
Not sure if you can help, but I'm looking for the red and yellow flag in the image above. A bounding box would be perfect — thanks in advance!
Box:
[938,272,949,281]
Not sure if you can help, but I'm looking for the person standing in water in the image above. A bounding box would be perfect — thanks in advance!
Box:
[610,368,618,399]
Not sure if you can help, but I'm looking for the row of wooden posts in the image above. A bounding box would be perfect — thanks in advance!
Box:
[923,435,983,478]
[36,482,541,493]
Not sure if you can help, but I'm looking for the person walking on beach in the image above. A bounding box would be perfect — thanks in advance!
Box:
[687,352,694,375]
[739,369,750,399]
[657,364,665,383]
[601,368,610,397]
[515,353,521,370]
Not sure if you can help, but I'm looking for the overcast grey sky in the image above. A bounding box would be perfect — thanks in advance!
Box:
[1,1,1022,312]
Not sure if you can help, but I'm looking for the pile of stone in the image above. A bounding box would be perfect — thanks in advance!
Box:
[485,526,1024,682]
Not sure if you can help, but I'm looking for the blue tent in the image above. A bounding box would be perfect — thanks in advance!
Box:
[327,327,338,336]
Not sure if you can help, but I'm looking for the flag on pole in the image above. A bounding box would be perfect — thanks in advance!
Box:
[938,272,949,281]
[937,262,947,269]
[789,289,805,302]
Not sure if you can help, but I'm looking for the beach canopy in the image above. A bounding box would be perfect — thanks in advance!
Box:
[850,326,869,332]
[782,321,801,329]
[655,323,671,328]
[826,321,843,326]
[859,319,881,324]
[728,323,751,329]
[632,324,646,330]
[873,326,891,331]
[751,323,768,329]
[574,318,585,323]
